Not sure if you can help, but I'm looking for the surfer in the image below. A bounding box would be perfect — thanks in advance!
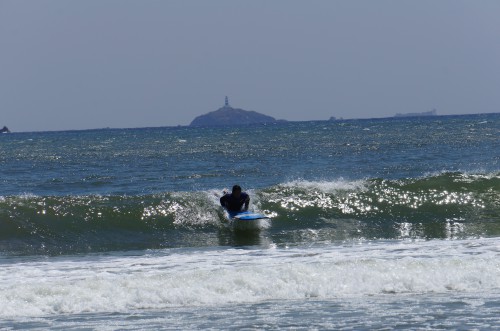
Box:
[220,185,250,214]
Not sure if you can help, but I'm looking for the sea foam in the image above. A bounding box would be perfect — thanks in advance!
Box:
[1,238,499,318]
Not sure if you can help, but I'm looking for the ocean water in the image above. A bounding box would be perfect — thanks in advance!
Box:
[0,114,499,330]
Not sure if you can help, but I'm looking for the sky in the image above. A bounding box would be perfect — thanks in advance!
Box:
[1,0,499,132]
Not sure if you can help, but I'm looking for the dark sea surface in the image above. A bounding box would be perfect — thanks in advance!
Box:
[1,114,499,330]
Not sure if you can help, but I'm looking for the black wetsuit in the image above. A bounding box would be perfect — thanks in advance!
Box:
[220,192,250,213]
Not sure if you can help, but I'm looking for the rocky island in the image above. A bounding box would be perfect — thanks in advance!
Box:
[190,97,282,127]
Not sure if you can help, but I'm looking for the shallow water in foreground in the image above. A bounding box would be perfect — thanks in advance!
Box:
[1,238,499,330]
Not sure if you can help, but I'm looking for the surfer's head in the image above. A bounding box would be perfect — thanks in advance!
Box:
[232,185,242,197]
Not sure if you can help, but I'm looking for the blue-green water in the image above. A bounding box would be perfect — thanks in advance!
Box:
[1,114,499,329]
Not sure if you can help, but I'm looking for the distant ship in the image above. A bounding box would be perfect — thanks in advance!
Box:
[1,126,10,133]
[394,109,437,118]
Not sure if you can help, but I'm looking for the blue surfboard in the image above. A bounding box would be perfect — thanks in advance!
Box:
[226,211,269,231]
[231,211,268,220]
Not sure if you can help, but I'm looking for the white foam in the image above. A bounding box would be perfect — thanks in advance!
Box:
[1,238,499,318]
[263,180,369,212]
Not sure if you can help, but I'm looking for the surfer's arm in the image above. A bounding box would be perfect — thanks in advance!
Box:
[243,196,250,211]
[220,195,235,211]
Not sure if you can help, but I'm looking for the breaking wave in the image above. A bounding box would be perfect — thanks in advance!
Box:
[1,172,498,255]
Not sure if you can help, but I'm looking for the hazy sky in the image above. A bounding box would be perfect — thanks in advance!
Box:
[1,0,499,132]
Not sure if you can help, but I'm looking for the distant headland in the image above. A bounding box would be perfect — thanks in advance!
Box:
[190,97,285,127]
[394,109,437,118]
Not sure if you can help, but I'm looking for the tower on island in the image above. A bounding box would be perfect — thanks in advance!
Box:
[224,96,230,108]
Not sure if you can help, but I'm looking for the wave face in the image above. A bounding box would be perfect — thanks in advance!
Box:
[262,172,500,241]
[1,172,498,256]
[0,191,224,256]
